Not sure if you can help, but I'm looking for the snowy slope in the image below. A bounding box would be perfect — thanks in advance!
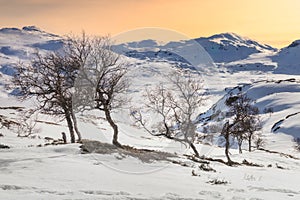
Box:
[195,33,276,63]
[113,32,282,77]
[220,38,300,75]
[0,26,63,81]
[114,32,300,77]
[198,78,300,154]
[272,40,300,74]
[114,32,277,66]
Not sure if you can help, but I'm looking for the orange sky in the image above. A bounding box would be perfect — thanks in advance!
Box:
[0,0,300,48]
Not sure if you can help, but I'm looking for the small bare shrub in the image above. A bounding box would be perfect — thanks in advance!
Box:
[294,137,300,151]
[16,110,41,137]
[207,178,229,185]
[199,163,216,172]
[263,107,273,114]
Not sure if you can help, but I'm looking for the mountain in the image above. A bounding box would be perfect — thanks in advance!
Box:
[113,32,282,75]
[0,26,62,55]
[0,26,63,85]
[0,26,62,53]
[2,27,299,76]
[272,40,300,74]
[194,32,276,63]
[114,32,277,67]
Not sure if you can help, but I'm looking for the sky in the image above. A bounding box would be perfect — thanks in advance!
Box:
[0,0,300,48]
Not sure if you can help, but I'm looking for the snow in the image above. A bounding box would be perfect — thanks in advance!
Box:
[0,26,300,199]
[272,40,300,75]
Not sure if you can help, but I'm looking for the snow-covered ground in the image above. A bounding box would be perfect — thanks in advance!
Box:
[1,27,300,199]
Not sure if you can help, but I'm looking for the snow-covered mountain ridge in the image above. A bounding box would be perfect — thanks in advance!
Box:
[195,32,276,63]
[1,26,300,76]
[113,32,300,76]
[114,32,278,67]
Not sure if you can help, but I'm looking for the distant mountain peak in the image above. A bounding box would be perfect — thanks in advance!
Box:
[0,26,43,35]
[287,40,300,48]
[0,26,60,40]
[203,32,275,50]
[208,32,245,41]
[191,32,276,63]
[22,26,41,32]
[0,27,22,33]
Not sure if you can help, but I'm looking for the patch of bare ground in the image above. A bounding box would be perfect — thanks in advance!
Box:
[258,148,299,160]
[79,140,268,168]
[80,139,176,163]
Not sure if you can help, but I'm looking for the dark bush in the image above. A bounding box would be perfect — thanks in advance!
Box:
[0,144,10,149]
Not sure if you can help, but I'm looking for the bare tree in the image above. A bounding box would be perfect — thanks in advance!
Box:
[132,70,206,156]
[294,138,300,151]
[226,93,261,152]
[230,120,247,154]
[13,48,82,143]
[73,35,129,147]
[220,93,261,164]
[15,109,40,137]
[243,114,261,152]
[254,135,265,149]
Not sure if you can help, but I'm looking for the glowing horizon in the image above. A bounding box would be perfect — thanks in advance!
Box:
[1,0,300,48]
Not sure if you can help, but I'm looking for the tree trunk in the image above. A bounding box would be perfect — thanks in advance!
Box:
[65,112,75,143]
[238,139,243,154]
[238,144,242,154]
[248,134,252,152]
[71,109,82,142]
[61,132,67,144]
[190,143,199,157]
[104,108,122,147]
[225,132,232,165]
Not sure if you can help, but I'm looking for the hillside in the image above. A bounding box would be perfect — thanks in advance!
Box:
[195,32,276,63]
[272,40,300,74]
[198,78,300,153]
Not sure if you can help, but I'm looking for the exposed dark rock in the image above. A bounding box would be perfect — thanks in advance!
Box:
[0,144,10,149]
